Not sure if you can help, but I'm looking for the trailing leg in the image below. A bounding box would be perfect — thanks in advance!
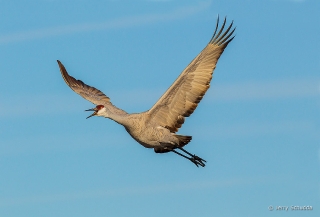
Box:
[171,149,206,167]
[177,147,206,166]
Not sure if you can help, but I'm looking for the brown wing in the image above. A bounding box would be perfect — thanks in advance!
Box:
[57,60,111,105]
[146,17,235,133]
[58,60,128,116]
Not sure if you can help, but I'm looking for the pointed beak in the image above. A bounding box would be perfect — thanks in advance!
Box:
[85,108,97,119]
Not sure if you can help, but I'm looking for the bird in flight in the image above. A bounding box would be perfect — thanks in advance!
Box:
[57,17,235,167]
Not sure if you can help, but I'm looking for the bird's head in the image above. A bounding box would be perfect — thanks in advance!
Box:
[85,105,106,119]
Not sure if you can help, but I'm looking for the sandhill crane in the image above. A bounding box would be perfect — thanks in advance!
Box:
[57,17,235,167]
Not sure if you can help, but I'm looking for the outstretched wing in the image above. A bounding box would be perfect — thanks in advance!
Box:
[57,60,111,105]
[146,17,235,133]
[57,60,127,115]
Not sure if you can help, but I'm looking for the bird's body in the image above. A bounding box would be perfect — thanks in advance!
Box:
[57,17,235,167]
[90,107,182,150]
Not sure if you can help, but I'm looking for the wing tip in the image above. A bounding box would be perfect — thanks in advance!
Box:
[56,59,72,87]
[209,16,236,46]
[57,59,63,67]
[57,60,64,71]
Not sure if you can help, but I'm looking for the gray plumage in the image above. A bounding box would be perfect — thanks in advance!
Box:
[57,17,235,167]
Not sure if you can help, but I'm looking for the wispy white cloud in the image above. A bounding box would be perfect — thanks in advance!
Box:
[0,2,210,44]
[192,120,318,139]
[209,78,320,102]
[146,0,173,2]
[273,0,307,3]
[0,93,83,117]
[272,0,307,2]
[0,175,281,207]
[0,132,129,156]
[1,78,318,118]
[102,78,320,110]
[288,0,306,2]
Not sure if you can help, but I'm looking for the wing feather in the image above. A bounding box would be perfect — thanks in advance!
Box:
[146,17,235,132]
[57,60,127,115]
[57,60,110,105]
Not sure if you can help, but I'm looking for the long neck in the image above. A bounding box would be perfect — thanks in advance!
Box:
[103,103,129,127]
[107,111,128,126]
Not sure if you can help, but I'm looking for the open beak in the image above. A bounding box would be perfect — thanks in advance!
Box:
[85,108,97,119]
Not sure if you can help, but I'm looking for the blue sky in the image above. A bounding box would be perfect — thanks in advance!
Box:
[0,0,319,216]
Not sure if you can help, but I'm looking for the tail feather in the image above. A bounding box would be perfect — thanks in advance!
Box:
[174,135,192,147]
[154,135,192,154]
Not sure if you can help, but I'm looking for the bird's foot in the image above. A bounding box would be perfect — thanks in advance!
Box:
[170,148,206,167]
[190,155,206,167]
